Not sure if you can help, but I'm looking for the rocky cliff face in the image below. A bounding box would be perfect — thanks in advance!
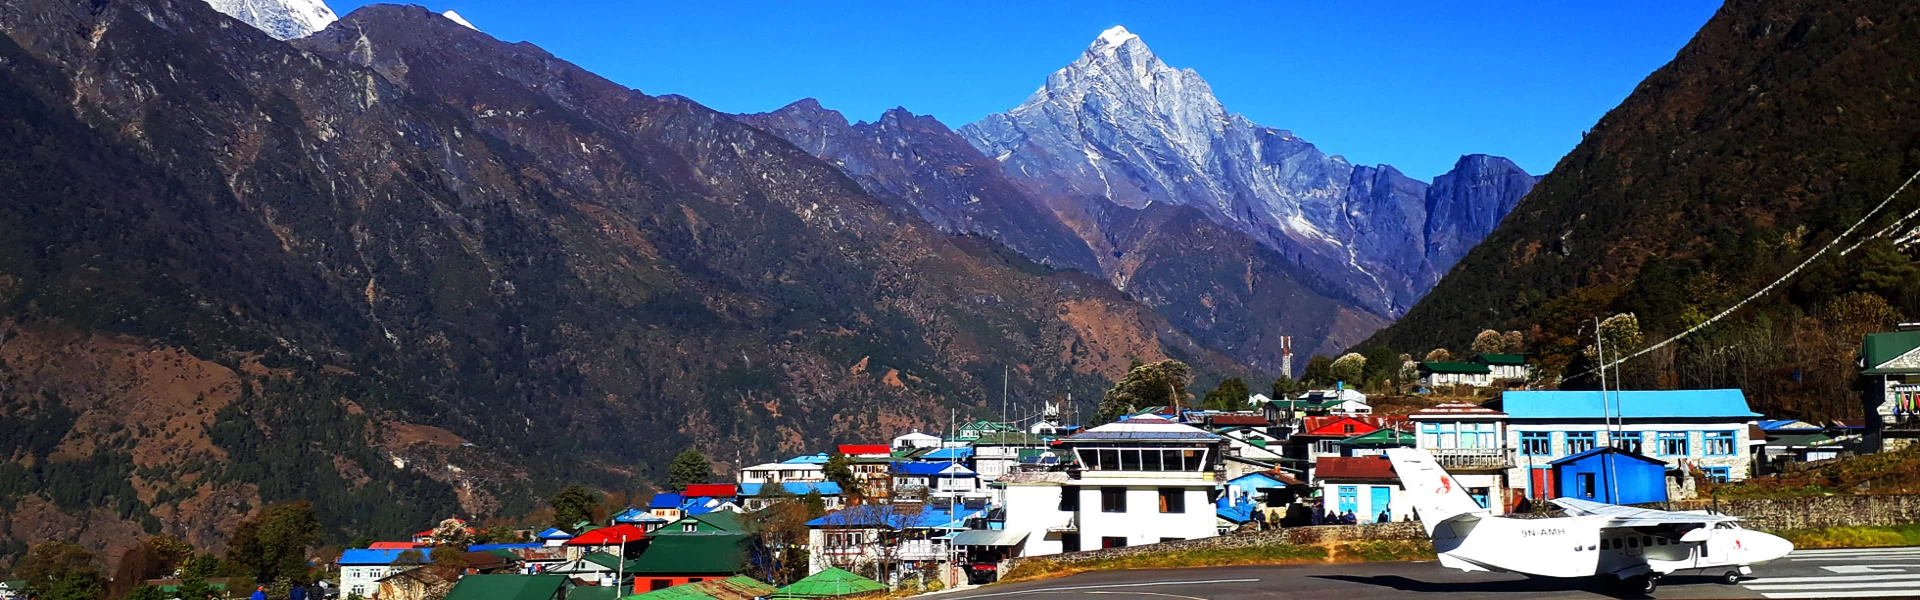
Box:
[961,26,1535,316]
[743,101,1384,371]
[0,0,1246,562]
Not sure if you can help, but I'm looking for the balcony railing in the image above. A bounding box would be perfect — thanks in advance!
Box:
[1887,415,1920,432]
[1428,447,1514,470]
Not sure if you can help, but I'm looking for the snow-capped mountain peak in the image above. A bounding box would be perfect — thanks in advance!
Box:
[202,0,338,40]
[1095,25,1138,48]
[441,10,479,31]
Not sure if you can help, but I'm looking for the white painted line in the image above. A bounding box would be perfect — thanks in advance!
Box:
[1754,590,1920,599]
[1798,556,1920,561]
[1824,565,1912,574]
[1749,580,1920,591]
[1744,573,1920,584]
[953,579,1261,599]
[1789,550,1920,557]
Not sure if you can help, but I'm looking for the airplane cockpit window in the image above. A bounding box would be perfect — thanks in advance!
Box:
[1715,522,1734,530]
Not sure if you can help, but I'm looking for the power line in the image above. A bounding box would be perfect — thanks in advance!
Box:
[1597,166,1920,372]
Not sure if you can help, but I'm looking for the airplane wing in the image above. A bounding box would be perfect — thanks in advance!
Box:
[1550,497,1738,527]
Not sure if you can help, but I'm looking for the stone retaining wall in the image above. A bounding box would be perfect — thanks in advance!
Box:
[1004,522,1425,570]
[1661,494,1920,530]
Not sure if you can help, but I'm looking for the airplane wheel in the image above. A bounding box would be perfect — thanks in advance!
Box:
[1638,575,1659,594]
[1722,570,1742,585]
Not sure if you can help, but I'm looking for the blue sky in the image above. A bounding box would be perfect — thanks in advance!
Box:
[332,1,1722,180]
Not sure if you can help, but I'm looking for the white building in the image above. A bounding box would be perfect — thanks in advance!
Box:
[892,430,942,450]
[1314,456,1410,524]
[1503,390,1760,501]
[1418,362,1493,388]
[337,548,433,598]
[998,417,1223,554]
[1409,402,1512,514]
[738,461,827,485]
[969,432,1047,481]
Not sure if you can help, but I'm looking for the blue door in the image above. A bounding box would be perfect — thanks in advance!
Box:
[1337,486,1358,516]
[1369,486,1392,522]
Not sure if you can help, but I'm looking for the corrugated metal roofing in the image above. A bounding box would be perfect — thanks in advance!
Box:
[1420,361,1491,374]
[921,447,973,460]
[646,494,684,510]
[770,568,884,599]
[1313,456,1397,480]
[1502,389,1759,420]
[681,484,739,498]
[339,548,435,565]
[949,529,1028,547]
[625,576,773,600]
[738,482,843,496]
[1862,331,1920,374]
[444,574,569,600]
[627,534,751,575]
[1409,402,1506,417]
[836,444,892,456]
[1065,417,1220,442]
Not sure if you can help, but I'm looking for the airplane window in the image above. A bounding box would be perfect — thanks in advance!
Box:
[1628,538,1639,548]
[1657,538,1667,546]
[1642,536,1652,547]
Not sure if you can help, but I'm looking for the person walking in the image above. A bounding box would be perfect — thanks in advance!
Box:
[251,586,267,600]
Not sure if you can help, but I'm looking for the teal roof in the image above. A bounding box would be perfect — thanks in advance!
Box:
[770,568,884,599]
[1863,331,1920,374]
[1503,390,1759,420]
[445,575,570,600]
[627,534,751,575]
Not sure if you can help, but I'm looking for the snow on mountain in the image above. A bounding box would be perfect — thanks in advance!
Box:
[960,27,1533,316]
[201,0,337,40]
[441,10,478,31]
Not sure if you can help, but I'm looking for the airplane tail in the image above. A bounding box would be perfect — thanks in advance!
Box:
[1385,448,1490,536]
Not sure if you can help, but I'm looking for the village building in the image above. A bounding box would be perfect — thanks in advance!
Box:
[654,511,751,537]
[643,495,684,523]
[738,482,844,511]
[1047,417,1225,549]
[1502,389,1760,501]
[625,576,773,600]
[1313,455,1409,524]
[540,552,639,586]
[891,430,942,450]
[769,568,884,600]
[562,524,650,561]
[955,420,1019,441]
[1409,402,1512,513]
[737,461,826,485]
[628,534,758,591]
[1549,447,1668,505]
[968,432,1050,481]
[442,574,572,600]
[805,504,981,576]
[890,461,979,501]
[836,445,896,500]
[1860,329,1920,452]
[610,508,669,532]
[338,548,435,599]
[1417,362,1493,388]
[1470,353,1531,382]
[1283,415,1407,478]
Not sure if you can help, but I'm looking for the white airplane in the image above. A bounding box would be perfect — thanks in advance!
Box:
[1386,448,1794,594]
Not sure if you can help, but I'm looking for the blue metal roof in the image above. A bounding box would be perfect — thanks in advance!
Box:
[921,448,973,460]
[646,493,684,509]
[1502,389,1759,420]
[807,505,981,529]
[739,482,843,496]
[338,548,435,565]
[893,461,972,477]
[535,527,573,540]
[1548,446,1667,466]
[466,543,543,551]
[782,454,831,464]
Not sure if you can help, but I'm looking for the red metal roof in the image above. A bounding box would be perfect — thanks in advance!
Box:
[682,483,740,498]
[1315,456,1398,481]
[564,524,650,546]
[837,444,893,456]
[1301,416,1405,437]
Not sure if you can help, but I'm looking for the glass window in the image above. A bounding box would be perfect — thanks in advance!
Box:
[1703,466,1731,483]
[1101,536,1127,549]
[1657,432,1690,457]
[1704,431,1736,456]
[1060,486,1079,511]
[1101,487,1127,513]
[1520,432,1552,456]
[1061,533,1080,552]
[1612,432,1643,454]
[1566,431,1597,454]
[1157,488,1186,513]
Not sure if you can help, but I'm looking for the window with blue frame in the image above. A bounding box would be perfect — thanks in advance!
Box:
[1656,431,1690,456]
[1565,431,1598,454]
[1520,432,1552,456]
[1612,431,1643,454]
[1703,431,1736,456]
[1702,466,1731,483]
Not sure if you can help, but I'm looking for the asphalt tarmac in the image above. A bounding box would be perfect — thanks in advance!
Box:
[940,546,1920,600]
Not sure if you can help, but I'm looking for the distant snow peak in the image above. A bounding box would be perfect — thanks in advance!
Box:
[202,0,338,40]
[441,10,478,31]
[1096,25,1138,48]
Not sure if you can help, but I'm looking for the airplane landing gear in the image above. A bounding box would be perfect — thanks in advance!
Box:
[1622,574,1660,595]
[1721,570,1743,585]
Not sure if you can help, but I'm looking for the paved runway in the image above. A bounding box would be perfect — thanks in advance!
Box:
[943,546,1920,600]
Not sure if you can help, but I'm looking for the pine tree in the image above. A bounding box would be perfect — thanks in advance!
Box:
[667,450,714,491]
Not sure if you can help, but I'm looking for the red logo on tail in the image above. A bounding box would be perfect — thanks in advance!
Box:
[1437,476,1453,494]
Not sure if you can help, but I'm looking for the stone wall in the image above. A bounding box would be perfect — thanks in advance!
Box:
[1004,522,1425,570]
[1660,494,1920,530]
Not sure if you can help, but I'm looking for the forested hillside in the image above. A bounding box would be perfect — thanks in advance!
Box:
[1366,0,1920,421]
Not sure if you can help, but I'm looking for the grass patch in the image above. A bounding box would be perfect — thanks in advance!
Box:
[1710,444,1920,499]
[1000,541,1434,583]
[1776,524,1920,549]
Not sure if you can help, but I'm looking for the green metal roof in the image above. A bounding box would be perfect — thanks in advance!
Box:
[968,432,1048,446]
[654,511,750,536]
[445,575,571,600]
[1474,353,1527,365]
[1862,331,1920,374]
[624,576,774,600]
[567,585,633,600]
[580,552,640,573]
[628,534,751,575]
[770,568,885,599]
[1336,429,1416,446]
[1420,361,1491,374]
